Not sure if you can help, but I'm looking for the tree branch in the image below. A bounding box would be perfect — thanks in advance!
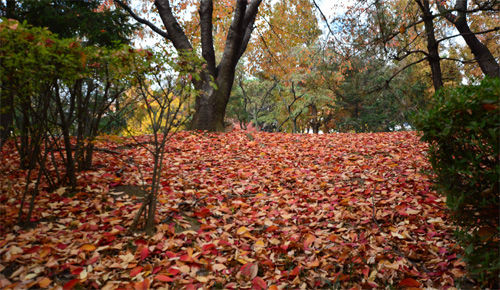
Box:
[200,0,216,76]
[155,0,192,50]
[114,0,170,39]
[218,0,247,75]
[437,26,500,44]
[237,0,262,60]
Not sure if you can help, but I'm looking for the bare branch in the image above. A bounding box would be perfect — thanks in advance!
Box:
[114,0,170,39]
[437,26,500,43]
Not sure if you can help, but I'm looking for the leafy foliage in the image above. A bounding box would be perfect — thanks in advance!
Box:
[416,78,500,286]
[2,0,138,47]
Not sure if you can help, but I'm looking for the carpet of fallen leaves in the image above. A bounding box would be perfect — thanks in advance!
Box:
[0,131,468,289]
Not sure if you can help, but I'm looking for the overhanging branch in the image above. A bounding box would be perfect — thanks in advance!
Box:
[114,0,170,40]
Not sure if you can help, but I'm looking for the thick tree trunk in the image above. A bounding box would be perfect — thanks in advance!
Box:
[418,0,443,91]
[190,85,226,131]
[190,68,236,131]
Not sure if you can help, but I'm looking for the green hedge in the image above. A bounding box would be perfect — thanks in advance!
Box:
[416,78,499,286]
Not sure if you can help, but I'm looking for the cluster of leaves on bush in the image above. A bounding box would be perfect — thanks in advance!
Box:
[416,78,499,286]
[0,19,153,223]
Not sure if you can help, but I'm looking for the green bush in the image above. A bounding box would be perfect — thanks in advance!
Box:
[416,78,499,286]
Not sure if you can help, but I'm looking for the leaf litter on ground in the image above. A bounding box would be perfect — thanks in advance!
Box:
[0,131,468,289]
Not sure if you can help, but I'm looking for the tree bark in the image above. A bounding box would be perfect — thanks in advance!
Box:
[417,0,443,91]
[437,0,499,78]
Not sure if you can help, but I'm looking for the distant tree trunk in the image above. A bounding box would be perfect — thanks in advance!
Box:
[0,93,14,148]
[417,0,443,91]
[54,83,77,191]
[115,0,262,131]
[309,103,321,134]
[0,64,17,149]
[437,0,499,78]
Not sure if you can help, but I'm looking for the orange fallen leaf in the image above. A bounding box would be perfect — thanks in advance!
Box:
[80,244,96,252]
[38,277,51,288]
[303,233,316,249]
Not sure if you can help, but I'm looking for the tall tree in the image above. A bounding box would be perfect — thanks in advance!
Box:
[115,0,262,131]
[437,0,499,78]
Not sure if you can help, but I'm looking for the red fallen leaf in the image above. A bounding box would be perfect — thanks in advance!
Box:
[265,225,279,232]
[289,266,301,277]
[130,266,143,277]
[180,254,194,262]
[164,251,177,258]
[86,255,99,265]
[63,279,79,290]
[140,247,149,261]
[24,246,40,254]
[155,274,174,282]
[398,278,421,287]
[252,276,267,290]
[114,225,126,231]
[152,266,162,274]
[135,239,147,246]
[202,243,216,251]
[241,263,258,280]
[218,239,232,247]
[194,207,211,218]
[71,267,84,275]
[167,267,180,275]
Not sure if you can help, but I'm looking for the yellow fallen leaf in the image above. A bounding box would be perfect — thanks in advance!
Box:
[253,239,266,251]
[237,226,248,235]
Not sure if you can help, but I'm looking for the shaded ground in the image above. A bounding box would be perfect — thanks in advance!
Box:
[0,131,468,289]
